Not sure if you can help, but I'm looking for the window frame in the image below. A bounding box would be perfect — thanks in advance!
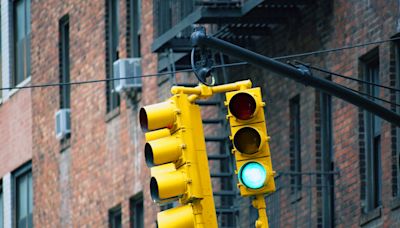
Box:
[12,161,33,228]
[0,2,2,100]
[362,55,382,213]
[320,90,335,227]
[105,0,120,113]
[289,95,302,197]
[395,43,400,198]
[12,0,31,86]
[109,204,122,228]
[59,15,70,109]
[0,181,3,228]
[128,0,141,58]
[130,193,144,228]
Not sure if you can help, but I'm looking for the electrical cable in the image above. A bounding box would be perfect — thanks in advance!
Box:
[291,62,400,107]
[294,60,400,93]
[0,68,194,91]
[1,36,400,91]
[339,84,400,107]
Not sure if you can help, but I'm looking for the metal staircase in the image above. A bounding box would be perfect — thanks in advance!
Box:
[164,50,239,227]
[197,94,239,228]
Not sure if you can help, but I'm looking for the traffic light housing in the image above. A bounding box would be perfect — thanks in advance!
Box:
[225,87,276,196]
[140,93,217,228]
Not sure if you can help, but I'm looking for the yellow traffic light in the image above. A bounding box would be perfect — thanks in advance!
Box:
[140,93,217,228]
[225,87,276,196]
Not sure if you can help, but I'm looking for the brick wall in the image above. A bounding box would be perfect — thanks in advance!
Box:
[31,0,158,227]
[226,0,400,227]
[28,0,400,227]
[0,89,32,178]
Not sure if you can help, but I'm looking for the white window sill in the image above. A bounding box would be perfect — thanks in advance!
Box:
[6,76,31,99]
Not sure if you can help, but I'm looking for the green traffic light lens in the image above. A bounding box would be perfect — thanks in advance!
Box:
[233,127,261,154]
[239,162,267,189]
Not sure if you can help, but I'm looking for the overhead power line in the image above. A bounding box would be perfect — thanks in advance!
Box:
[1,36,400,91]
[291,61,400,107]
[294,60,400,93]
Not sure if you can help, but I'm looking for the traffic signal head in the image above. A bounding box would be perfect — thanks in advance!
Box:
[238,162,266,189]
[139,100,177,132]
[140,94,217,227]
[233,126,263,154]
[149,164,186,201]
[228,92,257,120]
[225,87,276,196]
[157,205,195,228]
[144,135,183,167]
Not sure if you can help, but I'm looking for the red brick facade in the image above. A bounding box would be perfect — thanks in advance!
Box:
[0,89,32,177]
[21,1,400,228]
[30,0,158,227]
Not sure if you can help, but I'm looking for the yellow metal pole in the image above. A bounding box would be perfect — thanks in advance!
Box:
[171,80,252,99]
[252,194,269,228]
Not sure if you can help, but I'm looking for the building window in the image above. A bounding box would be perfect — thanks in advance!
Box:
[13,0,31,86]
[14,163,33,228]
[289,95,301,196]
[130,194,143,228]
[0,3,2,100]
[59,15,70,109]
[109,205,122,228]
[0,182,3,228]
[127,0,141,58]
[361,57,382,213]
[320,92,334,227]
[105,0,120,112]
[395,43,400,198]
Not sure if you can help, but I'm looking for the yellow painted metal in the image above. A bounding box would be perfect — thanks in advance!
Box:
[157,204,196,228]
[140,80,277,228]
[150,169,187,200]
[139,100,177,131]
[171,80,252,99]
[145,135,183,166]
[225,87,276,197]
[236,159,275,196]
[225,88,265,126]
[252,194,269,228]
[145,128,171,141]
[141,92,217,228]
[150,163,176,176]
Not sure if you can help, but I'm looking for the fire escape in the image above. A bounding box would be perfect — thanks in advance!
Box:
[152,1,315,227]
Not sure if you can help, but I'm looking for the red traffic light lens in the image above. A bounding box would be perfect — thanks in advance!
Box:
[229,93,256,120]
[233,127,261,154]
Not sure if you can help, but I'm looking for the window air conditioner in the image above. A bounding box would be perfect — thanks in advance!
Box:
[55,109,71,140]
[113,58,142,93]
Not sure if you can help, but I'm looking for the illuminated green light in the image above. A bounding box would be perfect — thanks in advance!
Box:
[239,162,267,189]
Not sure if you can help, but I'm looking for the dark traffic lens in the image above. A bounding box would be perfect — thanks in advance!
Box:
[229,93,256,120]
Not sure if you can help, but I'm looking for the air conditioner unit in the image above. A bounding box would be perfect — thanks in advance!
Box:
[113,58,142,93]
[55,109,71,140]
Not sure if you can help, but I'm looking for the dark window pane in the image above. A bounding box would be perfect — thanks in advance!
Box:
[397,45,400,197]
[59,16,70,109]
[13,0,31,85]
[109,206,122,228]
[363,58,381,212]
[320,92,334,228]
[130,195,144,228]
[0,185,3,228]
[15,167,33,228]
[105,0,120,112]
[289,95,301,195]
[0,3,2,100]
[129,0,141,57]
